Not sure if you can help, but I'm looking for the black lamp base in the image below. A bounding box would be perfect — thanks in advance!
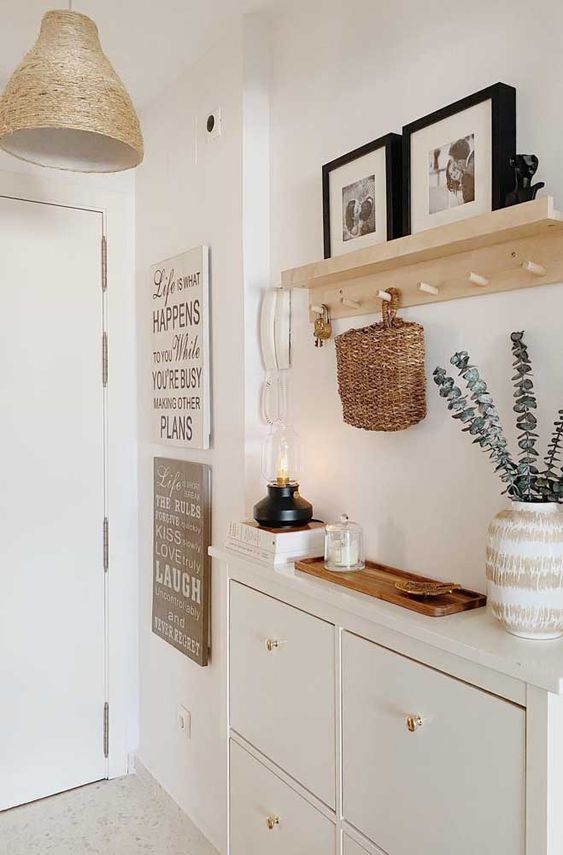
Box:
[253,482,313,528]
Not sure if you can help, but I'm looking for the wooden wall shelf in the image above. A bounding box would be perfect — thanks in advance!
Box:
[280,197,563,320]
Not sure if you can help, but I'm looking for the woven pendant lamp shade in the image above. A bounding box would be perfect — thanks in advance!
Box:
[0,10,143,172]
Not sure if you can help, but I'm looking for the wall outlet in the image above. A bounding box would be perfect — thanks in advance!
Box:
[177,705,191,738]
[205,108,222,140]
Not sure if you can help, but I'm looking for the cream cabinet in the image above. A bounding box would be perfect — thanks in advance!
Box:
[229,740,335,854]
[342,834,375,855]
[342,631,525,854]
[229,581,336,807]
[215,548,563,855]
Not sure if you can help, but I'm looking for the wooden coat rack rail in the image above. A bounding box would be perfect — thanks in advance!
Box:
[279,197,563,321]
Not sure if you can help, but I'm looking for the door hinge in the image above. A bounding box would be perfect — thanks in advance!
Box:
[101,235,107,292]
[102,332,108,387]
[104,702,109,758]
[103,517,109,572]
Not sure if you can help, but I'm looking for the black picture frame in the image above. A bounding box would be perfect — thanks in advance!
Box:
[322,133,402,259]
[402,82,516,235]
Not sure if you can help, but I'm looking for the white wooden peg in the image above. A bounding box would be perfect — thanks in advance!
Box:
[340,294,361,309]
[418,281,439,296]
[310,304,325,314]
[523,260,546,276]
[377,289,392,302]
[468,272,489,287]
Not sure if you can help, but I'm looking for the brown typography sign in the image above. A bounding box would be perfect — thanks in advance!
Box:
[152,458,211,666]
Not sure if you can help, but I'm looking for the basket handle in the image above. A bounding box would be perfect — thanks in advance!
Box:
[382,288,401,327]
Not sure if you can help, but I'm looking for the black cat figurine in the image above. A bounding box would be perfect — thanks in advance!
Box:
[505,154,545,206]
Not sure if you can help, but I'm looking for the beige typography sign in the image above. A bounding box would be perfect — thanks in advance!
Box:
[150,245,210,449]
[152,458,211,667]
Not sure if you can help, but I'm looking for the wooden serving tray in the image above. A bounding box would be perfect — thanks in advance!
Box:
[294,557,486,617]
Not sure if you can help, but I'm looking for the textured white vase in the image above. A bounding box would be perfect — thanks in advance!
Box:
[486,502,563,639]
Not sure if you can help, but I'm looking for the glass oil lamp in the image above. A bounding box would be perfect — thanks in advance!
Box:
[324,514,365,572]
[253,421,313,528]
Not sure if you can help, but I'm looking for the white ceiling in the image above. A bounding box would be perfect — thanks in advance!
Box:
[0,0,271,111]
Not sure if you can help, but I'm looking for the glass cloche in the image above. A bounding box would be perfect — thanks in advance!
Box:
[324,514,365,572]
[261,421,302,486]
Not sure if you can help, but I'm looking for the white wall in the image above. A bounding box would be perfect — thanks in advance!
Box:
[242,15,272,507]
[0,150,134,193]
[134,0,563,845]
[135,21,246,854]
[267,0,563,592]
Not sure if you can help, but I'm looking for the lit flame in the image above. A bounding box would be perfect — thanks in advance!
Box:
[276,436,290,486]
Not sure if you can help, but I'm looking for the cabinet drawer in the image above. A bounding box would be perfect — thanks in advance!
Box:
[230,581,335,807]
[230,740,335,855]
[342,631,525,855]
[342,834,372,855]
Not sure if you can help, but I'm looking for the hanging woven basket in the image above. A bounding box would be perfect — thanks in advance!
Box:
[335,288,426,432]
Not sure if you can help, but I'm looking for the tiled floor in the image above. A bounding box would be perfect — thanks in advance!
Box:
[0,768,218,855]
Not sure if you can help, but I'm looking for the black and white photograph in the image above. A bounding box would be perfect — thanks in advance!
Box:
[428,135,475,214]
[323,133,402,257]
[342,175,376,242]
[403,83,515,234]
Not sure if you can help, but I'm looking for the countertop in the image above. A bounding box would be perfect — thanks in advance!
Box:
[211,545,563,694]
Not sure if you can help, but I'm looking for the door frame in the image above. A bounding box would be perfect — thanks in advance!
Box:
[0,167,137,781]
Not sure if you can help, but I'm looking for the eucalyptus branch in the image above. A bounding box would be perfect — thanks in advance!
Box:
[433,354,516,493]
[544,410,563,477]
[535,410,563,502]
[433,332,563,504]
[511,332,539,501]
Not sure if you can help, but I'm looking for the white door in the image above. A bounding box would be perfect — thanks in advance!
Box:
[0,196,106,811]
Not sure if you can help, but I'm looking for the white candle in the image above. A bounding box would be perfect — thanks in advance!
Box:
[329,536,358,569]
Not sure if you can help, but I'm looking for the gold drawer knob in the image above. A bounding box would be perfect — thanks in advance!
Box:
[265,638,286,652]
[266,815,280,831]
[406,714,423,733]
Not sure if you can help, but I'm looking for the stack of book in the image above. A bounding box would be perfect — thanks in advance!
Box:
[225,520,325,565]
